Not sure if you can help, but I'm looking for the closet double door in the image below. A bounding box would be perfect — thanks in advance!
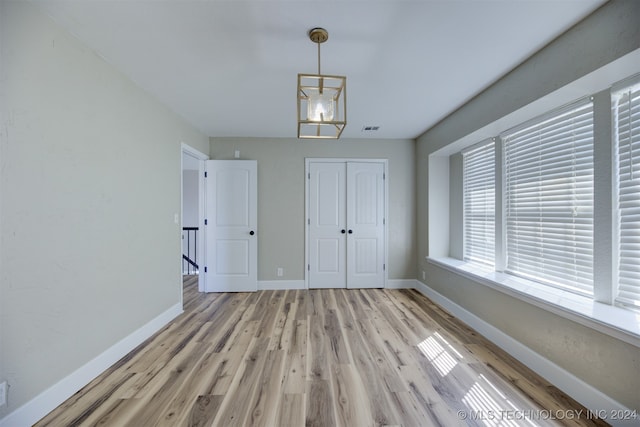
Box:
[307,160,386,289]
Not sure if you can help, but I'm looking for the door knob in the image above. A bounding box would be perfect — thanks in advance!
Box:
[249,230,255,235]
[348,229,353,234]
[341,229,346,234]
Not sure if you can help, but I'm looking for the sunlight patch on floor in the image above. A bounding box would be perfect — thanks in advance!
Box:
[417,332,463,377]
[462,374,537,427]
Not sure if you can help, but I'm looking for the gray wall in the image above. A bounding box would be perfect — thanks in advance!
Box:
[0,1,209,417]
[210,137,416,282]
[182,170,199,228]
[416,0,640,410]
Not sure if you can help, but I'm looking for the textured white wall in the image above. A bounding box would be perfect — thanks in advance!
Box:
[0,1,208,417]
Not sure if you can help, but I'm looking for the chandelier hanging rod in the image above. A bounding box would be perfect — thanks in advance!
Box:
[297,27,346,139]
[309,27,328,75]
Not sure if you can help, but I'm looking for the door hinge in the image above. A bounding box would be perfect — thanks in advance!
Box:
[308,218,310,225]
[383,172,386,180]
[204,219,208,225]
[383,218,385,225]
[383,264,386,271]
[308,264,310,271]
[204,171,208,178]
[308,172,311,179]
[204,266,208,273]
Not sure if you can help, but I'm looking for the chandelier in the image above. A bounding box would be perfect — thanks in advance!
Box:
[297,28,347,139]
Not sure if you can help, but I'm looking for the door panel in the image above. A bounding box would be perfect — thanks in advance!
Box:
[215,169,250,226]
[206,160,257,292]
[215,240,249,274]
[308,162,346,289]
[347,162,385,288]
[317,239,340,272]
[308,160,385,289]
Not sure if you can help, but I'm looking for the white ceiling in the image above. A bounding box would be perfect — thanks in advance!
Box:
[34,0,606,140]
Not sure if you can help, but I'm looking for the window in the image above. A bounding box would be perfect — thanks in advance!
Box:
[614,79,640,307]
[429,70,640,341]
[502,99,594,296]
[463,140,495,266]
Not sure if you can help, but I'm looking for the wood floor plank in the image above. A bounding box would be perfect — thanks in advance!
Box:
[282,319,307,394]
[152,348,225,426]
[89,397,143,426]
[305,380,336,427]
[34,278,609,427]
[35,372,136,427]
[269,290,298,351]
[276,393,305,427]
[211,337,270,427]
[341,297,402,425]
[329,363,375,427]
[186,395,224,427]
[323,308,351,365]
[245,349,286,427]
[307,314,330,381]
[207,321,260,395]
[125,341,212,426]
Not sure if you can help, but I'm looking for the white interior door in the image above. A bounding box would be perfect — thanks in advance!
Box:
[308,162,346,289]
[205,160,257,292]
[307,160,385,289]
[346,162,385,288]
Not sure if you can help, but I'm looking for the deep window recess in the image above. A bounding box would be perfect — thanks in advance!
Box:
[502,99,594,296]
[614,79,640,308]
[463,140,496,266]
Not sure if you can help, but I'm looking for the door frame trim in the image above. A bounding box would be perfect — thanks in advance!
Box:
[304,158,389,289]
[181,143,209,295]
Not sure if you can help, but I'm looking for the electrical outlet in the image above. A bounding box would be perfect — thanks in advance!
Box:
[0,380,8,407]
[277,267,283,277]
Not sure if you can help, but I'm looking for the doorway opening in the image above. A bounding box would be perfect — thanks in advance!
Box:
[181,143,208,294]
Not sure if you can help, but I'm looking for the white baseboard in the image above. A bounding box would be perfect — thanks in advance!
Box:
[0,303,183,427]
[257,280,414,291]
[258,280,306,290]
[386,279,415,289]
[413,279,634,426]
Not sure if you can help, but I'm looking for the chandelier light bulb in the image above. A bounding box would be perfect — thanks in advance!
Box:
[308,91,335,122]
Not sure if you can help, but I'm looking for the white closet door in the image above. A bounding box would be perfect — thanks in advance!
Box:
[307,160,385,289]
[308,162,346,289]
[205,160,257,292]
[346,162,385,288]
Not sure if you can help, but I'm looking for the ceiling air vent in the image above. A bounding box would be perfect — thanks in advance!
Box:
[361,125,380,132]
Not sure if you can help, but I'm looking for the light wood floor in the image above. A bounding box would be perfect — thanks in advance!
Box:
[36,276,608,427]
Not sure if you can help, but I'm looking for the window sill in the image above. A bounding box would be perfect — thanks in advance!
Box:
[426,256,640,348]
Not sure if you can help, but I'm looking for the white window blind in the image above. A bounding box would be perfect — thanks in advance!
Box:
[463,140,495,266]
[614,80,640,307]
[502,99,594,295]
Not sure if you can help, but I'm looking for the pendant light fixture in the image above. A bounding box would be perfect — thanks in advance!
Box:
[297,28,347,139]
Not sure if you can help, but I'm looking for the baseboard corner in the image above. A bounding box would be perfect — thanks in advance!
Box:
[386,279,418,289]
[0,303,182,427]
